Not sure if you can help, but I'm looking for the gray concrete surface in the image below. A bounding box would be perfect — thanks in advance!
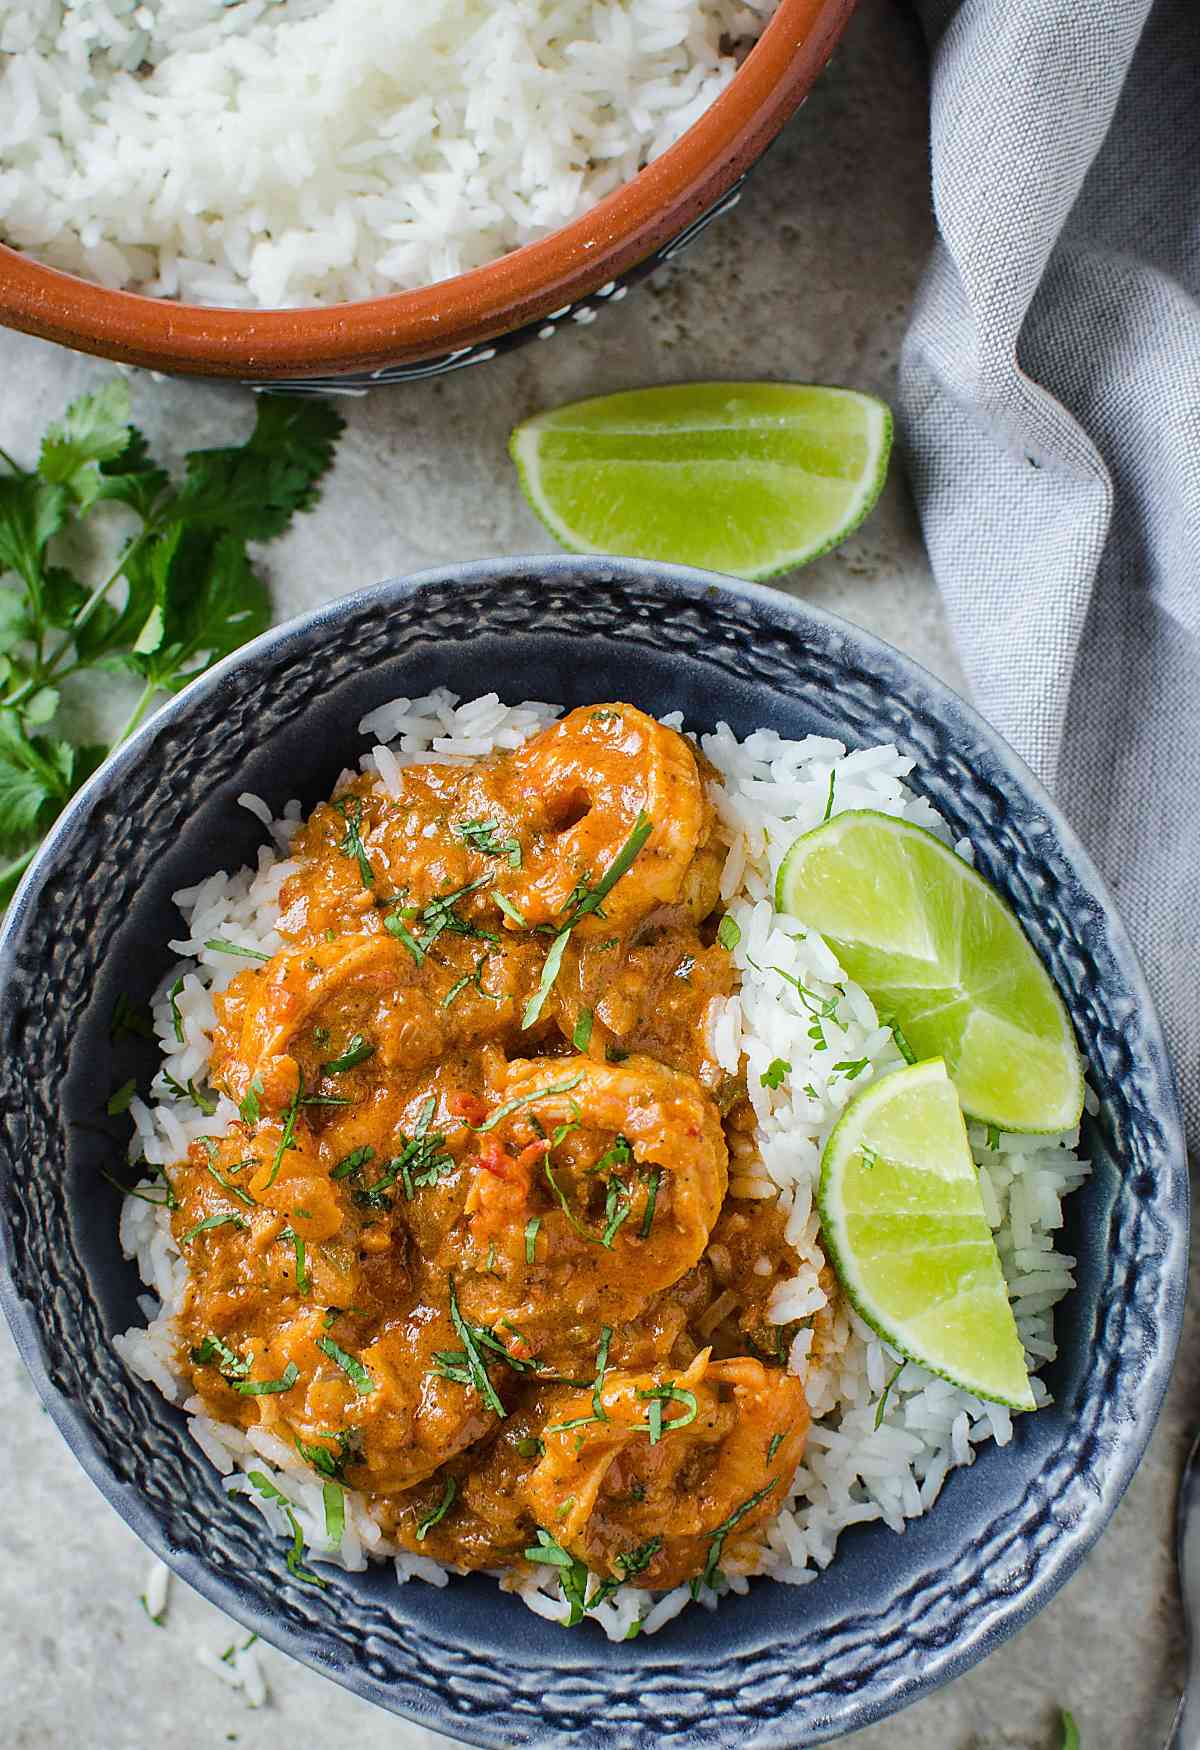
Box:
[0,2,1192,1745]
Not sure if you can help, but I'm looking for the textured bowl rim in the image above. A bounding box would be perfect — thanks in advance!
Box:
[0,556,1188,1744]
[0,0,857,378]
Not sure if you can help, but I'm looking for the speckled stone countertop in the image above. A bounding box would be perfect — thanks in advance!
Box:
[0,5,1194,1746]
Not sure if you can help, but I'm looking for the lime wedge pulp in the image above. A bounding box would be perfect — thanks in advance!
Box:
[819,1059,1035,1410]
[510,383,893,580]
[775,810,1083,1134]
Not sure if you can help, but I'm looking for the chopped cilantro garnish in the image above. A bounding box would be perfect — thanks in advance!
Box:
[523,1529,590,1626]
[873,1359,906,1430]
[321,1033,375,1073]
[161,1070,217,1115]
[334,796,374,888]
[833,1057,869,1080]
[822,769,836,821]
[772,965,840,1019]
[859,1144,880,1170]
[354,1117,453,1209]
[699,1480,779,1592]
[331,1144,373,1180]
[760,1057,790,1090]
[167,975,185,1043]
[280,1225,309,1293]
[471,1071,585,1134]
[572,1008,594,1051]
[601,1176,633,1247]
[180,1210,247,1243]
[543,1155,601,1247]
[263,1076,303,1188]
[316,1336,375,1396]
[524,1215,541,1264]
[585,1536,663,1609]
[415,1476,458,1542]
[515,1436,545,1460]
[247,1472,326,1589]
[442,953,500,1009]
[191,1333,251,1379]
[102,1165,178,1209]
[522,814,653,1027]
[234,1361,299,1397]
[457,818,522,867]
[717,914,740,951]
[767,1431,785,1462]
[106,1077,137,1116]
[494,891,528,927]
[445,1276,506,1418]
[636,1383,698,1444]
[239,1073,264,1127]
[384,911,425,961]
[204,938,271,961]
[593,1135,632,1176]
[591,1325,612,1424]
[1059,1710,1080,1750]
[199,1144,256,1207]
[639,1165,661,1239]
[545,1411,606,1434]
[562,811,653,929]
[522,926,570,1028]
[295,1435,342,1479]
[323,1481,345,1547]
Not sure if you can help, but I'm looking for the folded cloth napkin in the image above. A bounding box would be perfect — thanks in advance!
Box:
[898,0,1200,1152]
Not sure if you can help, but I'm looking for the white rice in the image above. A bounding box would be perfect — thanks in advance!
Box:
[113,689,1089,1638]
[0,0,776,308]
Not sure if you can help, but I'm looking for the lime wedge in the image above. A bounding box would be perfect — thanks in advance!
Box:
[510,383,892,580]
[775,810,1082,1134]
[819,1059,1035,1409]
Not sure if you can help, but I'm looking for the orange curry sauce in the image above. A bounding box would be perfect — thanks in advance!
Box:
[170,703,810,1595]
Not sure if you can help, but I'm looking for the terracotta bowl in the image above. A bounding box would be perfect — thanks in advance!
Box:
[0,0,856,387]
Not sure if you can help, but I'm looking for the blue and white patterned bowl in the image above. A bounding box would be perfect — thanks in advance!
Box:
[0,558,1186,1744]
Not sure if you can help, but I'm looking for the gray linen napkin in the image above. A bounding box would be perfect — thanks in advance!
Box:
[897,0,1200,1150]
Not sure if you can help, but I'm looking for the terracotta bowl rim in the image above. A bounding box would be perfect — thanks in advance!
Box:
[0,0,857,376]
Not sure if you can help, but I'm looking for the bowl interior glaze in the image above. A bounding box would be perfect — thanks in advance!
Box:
[0,559,1186,1747]
[0,0,856,379]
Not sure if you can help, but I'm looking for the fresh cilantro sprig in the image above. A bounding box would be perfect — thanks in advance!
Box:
[0,380,343,908]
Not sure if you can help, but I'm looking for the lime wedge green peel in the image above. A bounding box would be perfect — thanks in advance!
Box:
[776,810,1083,1134]
[510,383,892,580]
[819,1059,1035,1410]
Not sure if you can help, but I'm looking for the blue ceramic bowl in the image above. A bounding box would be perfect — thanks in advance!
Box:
[0,558,1187,1746]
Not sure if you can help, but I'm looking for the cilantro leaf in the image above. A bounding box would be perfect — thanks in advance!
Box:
[0,715,102,854]
[0,380,343,915]
[168,398,345,542]
[37,380,136,509]
[0,473,68,602]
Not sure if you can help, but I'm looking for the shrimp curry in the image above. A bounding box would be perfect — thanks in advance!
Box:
[171,703,811,1597]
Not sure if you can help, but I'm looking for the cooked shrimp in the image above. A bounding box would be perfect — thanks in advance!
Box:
[522,1353,809,1589]
[202,1292,499,1498]
[499,704,712,936]
[210,931,543,1111]
[451,1053,728,1343]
